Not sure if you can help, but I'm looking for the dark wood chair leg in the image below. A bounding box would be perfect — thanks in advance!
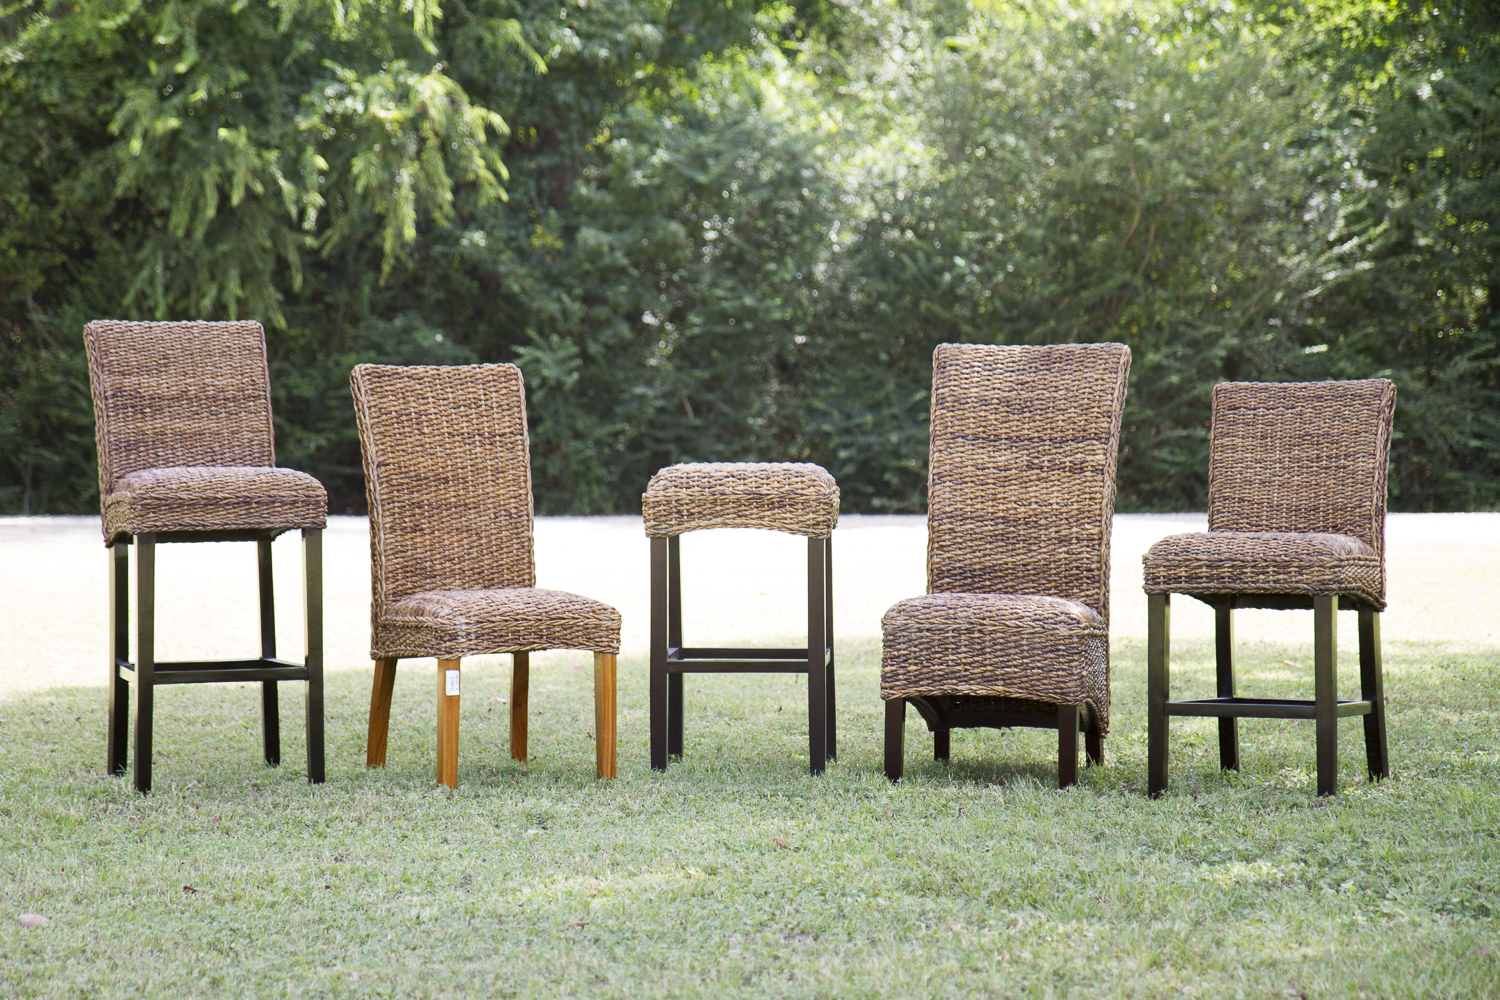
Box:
[649,536,669,771]
[1147,592,1170,798]
[1085,728,1104,767]
[934,729,950,762]
[257,537,280,767]
[666,535,683,759]
[1359,609,1389,781]
[107,540,129,776]
[1058,704,1079,789]
[367,658,398,767]
[806,537,827,775]
[134,533,156,794]
[1215,603,1239,772]
[302,528,324,783]
[824,536,836,761]
[884,698,905,782]
[510,651,529,762]
[1314,594,1339,796]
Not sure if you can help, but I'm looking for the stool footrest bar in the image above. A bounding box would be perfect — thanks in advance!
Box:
[1164,696,1372,720]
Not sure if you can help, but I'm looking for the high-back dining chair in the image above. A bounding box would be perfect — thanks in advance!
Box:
[1143,379,1396,797]
[85,319,327,793]
[881,342,1132,788]
[351,363,621,787]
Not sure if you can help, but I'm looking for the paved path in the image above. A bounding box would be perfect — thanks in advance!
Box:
[2,513,1496,695]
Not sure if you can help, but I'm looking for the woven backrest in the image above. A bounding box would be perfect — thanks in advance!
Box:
[351,364,536,611]
[84,320,277,505]
[926,342,1132,619]
[1207,379,1397,556]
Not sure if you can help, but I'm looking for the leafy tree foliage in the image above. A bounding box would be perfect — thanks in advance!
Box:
[2,0,1497,515]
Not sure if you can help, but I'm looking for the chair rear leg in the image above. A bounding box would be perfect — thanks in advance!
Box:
[884,698,906,782]
[1215,603,1239,772]
[1313,595,1339,797]
[1058,704,1079,789]
[1359,609,1389,781]
[107,540,129,776]
[510,651,529,762]
[934,729,950,762]
[806,537,827,775]
[595,652,617,779]
[1147,593,1171,798]
[824,536,836,761]
[301,528,324,783]
[649,537,669,771]
[436,658,461,789]
[134,534,156,794]
[367,658,398,768]
[667,535,684,759]
[1086,727,1104,767]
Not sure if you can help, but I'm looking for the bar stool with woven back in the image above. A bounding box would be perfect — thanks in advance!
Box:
[882,342,1132,788]
[1144,379,1396,797]
[85,320,327,794]
[351,363,621,787]
[643,463,839,774]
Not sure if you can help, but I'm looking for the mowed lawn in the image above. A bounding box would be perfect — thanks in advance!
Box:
[1,514,1497,998]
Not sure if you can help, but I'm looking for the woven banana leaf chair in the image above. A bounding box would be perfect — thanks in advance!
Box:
[882,342,1132,789]
[85,320,327,794]
[1144,379,1396,798]
[351,363,621,787]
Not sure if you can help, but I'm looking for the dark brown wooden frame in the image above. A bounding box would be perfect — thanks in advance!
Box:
[883,697,1103,788]
[1146,591,1388,798]
[649,534,834,774]
[107,528,325,793]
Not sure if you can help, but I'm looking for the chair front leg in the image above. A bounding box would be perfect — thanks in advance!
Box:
[107,540,129,776]
[1215,603,1239,772]
[436,658,461,789]
[1058,704,1079,789]
[934,729,950,762]
[367,658,398,768]
[594,652,617,779]
[1313,595,1338,796]
[134,533,156,794]
[883,698,906,782]
[257,536,280,767]
[1147,592,1170,798]
[510,651,529,762]
[1359,609,1389,781]
[649,536,669,771]
[806,536,827,775]
[302,528,324,783]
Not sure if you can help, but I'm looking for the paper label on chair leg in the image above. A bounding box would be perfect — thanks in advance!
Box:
[445,670,461,696]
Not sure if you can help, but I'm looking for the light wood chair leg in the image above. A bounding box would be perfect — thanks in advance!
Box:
[436,657,461,789]
[511,651,529,762]
[595,652,617,779]
[367,658,398,768]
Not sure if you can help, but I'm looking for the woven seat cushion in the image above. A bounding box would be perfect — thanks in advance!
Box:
[1143,530,1383,609]
[102,466,326,541]
[374,587,622,659]
[642,462,839,538]
[880,593,1111,732]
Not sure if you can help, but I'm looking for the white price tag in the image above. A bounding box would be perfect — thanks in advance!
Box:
[445,669,461,696]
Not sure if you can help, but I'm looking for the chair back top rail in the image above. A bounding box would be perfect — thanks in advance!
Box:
[350,363,537,615]
[926,342,1132,621]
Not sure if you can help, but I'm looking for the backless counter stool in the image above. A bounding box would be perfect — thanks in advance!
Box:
[643,463,839,774]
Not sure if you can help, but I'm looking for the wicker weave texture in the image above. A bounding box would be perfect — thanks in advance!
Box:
[84,320,326,542]
[642,462,839,538]
[1144,378,1396,608]
[103,466,327,540]
[881,593,1111,729]
[351,363,620,658]
[378,588,621,658]
[1143,530,1383,608]
[926,342,1132,620]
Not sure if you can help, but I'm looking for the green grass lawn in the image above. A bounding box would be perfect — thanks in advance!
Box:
[2,519,1498,997]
